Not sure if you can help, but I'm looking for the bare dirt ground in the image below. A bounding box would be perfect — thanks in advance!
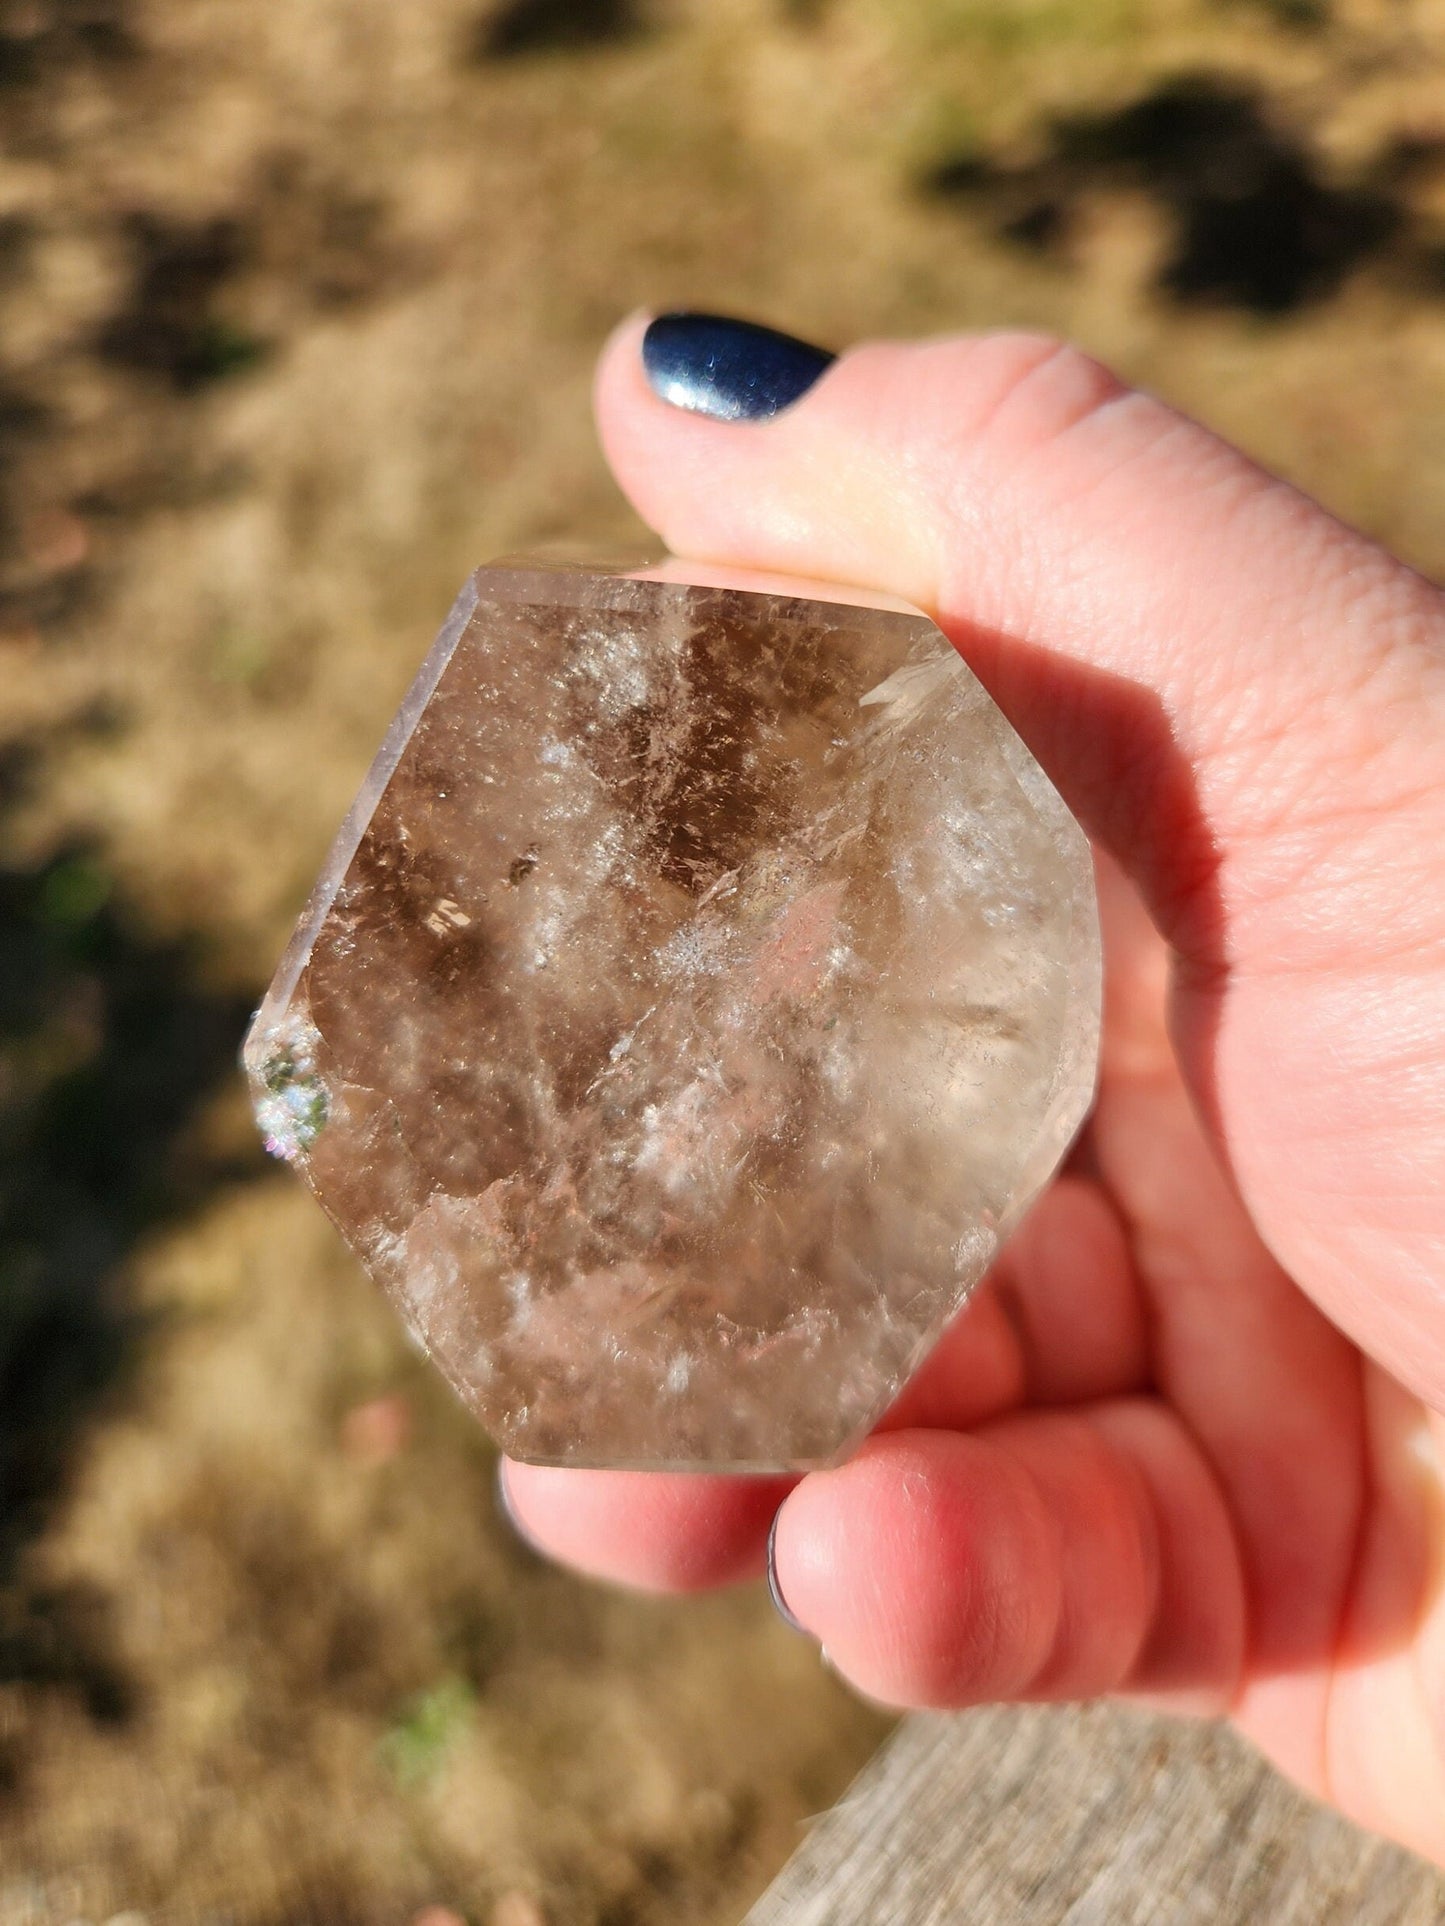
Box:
[1,0,1444,1919]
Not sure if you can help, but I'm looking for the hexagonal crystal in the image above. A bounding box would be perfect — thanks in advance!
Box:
[244,561,1100,1470]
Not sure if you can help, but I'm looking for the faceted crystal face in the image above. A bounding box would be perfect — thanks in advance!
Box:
[245,562,1100,1471]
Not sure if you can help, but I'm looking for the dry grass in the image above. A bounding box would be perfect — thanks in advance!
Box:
[1,0,1444,1917]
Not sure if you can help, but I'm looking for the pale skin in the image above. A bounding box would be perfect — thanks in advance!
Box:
[501,318,1445,1863]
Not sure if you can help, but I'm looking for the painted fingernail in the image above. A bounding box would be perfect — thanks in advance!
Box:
[642,312,835,421]
[766,1508,808,1634]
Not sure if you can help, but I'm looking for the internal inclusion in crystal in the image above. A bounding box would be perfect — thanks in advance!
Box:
[254,1015,329,1161]
[244,560,1102,1473]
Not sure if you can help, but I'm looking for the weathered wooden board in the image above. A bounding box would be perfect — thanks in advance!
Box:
[744,1704,1445,1924]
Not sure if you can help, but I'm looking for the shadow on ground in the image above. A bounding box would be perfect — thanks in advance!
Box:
[97,212,270,393]
[470,0,646,60]
[0,0,138,93]
[0,711,261,1743]
[925,71,1445,313]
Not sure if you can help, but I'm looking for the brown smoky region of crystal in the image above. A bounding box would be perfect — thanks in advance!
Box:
[244,562,1101,1472]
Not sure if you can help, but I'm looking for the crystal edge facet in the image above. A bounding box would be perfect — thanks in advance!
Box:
[243,570,483,1067]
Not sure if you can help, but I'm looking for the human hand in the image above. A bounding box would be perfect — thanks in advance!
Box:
[500,315,1445,1862]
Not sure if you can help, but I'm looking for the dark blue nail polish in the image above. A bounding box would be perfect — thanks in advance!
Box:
[766,1508,807,1634]
[642,312,834,422]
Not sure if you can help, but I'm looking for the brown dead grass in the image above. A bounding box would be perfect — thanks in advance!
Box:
[1,0,1445,1918]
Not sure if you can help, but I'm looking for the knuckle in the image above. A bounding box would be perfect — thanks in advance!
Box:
[900,332,1154,578]
[959,331,1132,452]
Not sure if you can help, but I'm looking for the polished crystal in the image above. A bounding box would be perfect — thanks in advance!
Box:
[244,561,1101,1470]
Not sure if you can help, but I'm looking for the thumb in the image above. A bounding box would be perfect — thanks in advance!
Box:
[593,311,1445,1408]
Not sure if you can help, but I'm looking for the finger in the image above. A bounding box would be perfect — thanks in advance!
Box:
[1322,1367,1445,1865]
[599,315,1445,969]
[880,1176,1148,1434]
[498,1459,789,1592]
[595,314,1445,1413]
[768,1407,1243,1713]
[1090,847,1366,1784]
[989,1174,1149,1405]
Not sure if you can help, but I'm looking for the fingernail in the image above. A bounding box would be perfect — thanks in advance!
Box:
[642,312,835,422]
[766,1508,808,1634]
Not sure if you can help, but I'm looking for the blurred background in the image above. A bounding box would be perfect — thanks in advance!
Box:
[1,0,1443,1918]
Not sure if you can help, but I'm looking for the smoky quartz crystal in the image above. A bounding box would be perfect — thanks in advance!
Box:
[245,560,1101,1470]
